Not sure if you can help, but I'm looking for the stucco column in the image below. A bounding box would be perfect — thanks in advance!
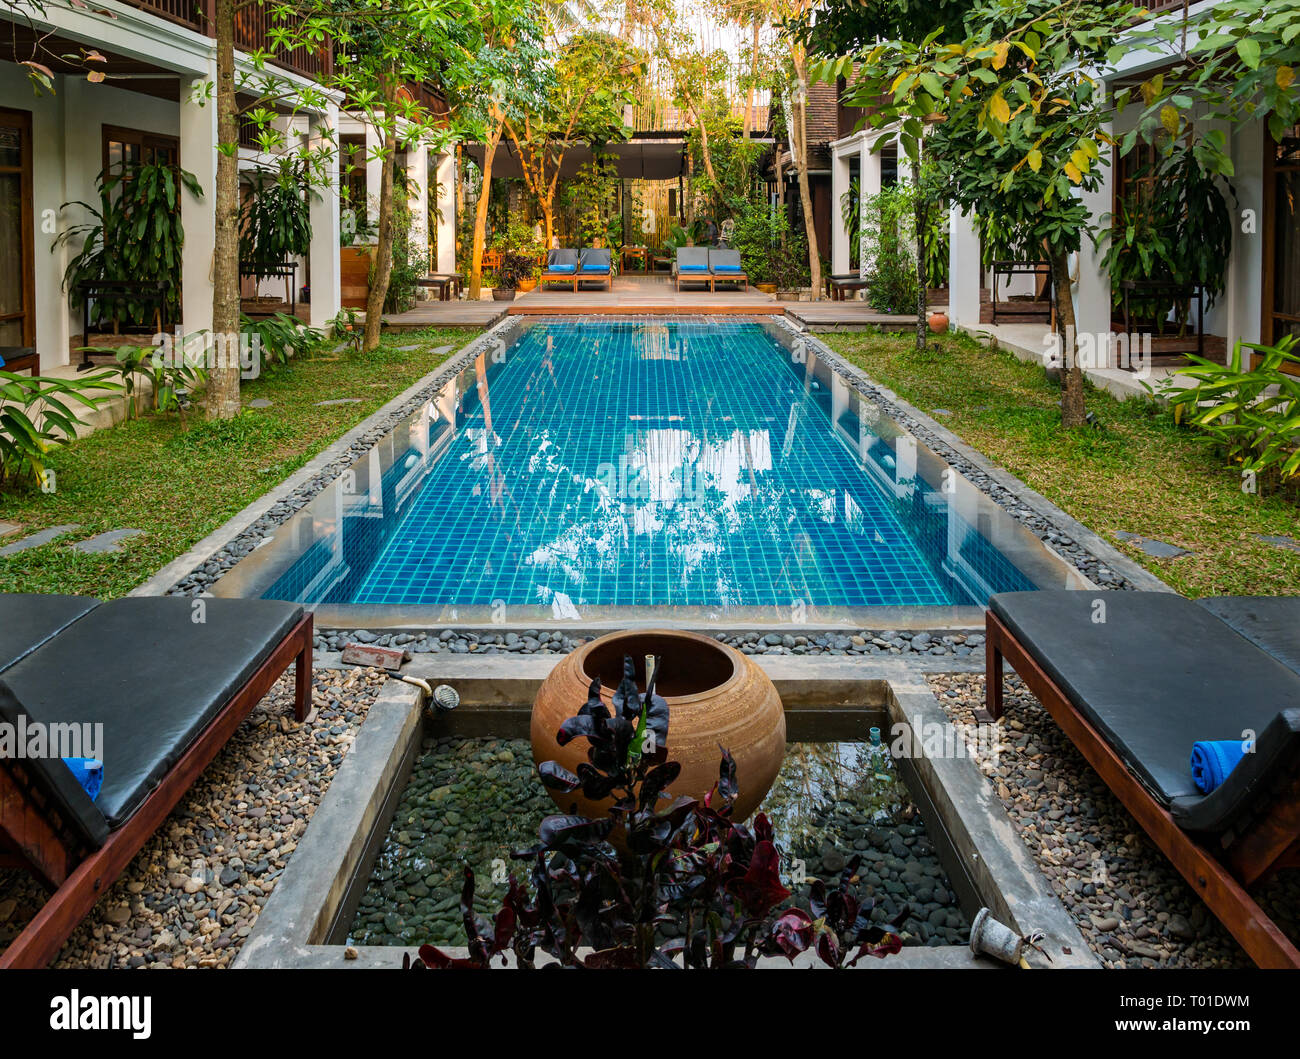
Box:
[308,102,341,328]
[1074,120,1113,365]
[434,151,456,274]
[404,140,429,275]
[179,57,218,338]
[859,135,881,279]
[830,144,850,276]
[364,123,383,231]
[948,206,981,330]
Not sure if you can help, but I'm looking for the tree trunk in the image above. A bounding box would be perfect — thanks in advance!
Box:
[915,192,928,351]
[469,123,501,299]
[362,75,399,355]
[206,0,241,420]
[695,112,720,187]
[791,54,822,301]
[1051,249,1086,428]
[541,198,554,249]
[454,143,464,266]
[742,20,760,138]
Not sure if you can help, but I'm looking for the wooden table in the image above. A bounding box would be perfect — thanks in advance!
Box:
[622,246,648,272]
[416,274,463,301]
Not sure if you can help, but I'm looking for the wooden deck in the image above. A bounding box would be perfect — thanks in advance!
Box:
[786,301,943,332]
[381,275,931,332]
[508,274,782,315]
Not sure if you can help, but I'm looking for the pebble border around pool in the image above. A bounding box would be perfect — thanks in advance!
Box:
[313,626,988,662]
[132,315,1168,613]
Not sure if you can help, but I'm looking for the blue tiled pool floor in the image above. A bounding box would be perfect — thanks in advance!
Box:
[279,319,1033,612]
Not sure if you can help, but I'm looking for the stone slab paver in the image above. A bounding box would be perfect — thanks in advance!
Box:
[315,398,362,407]
[72,528,146,554]
[1114,531,1189,559]
[0,524,81,556]
[248,398,273,409]
[0,521,20,538]
[1255,534,1300,554]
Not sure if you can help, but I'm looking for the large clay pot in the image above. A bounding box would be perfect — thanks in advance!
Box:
[531,629,786,823]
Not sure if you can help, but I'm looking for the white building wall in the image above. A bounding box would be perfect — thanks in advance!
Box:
[2,7,343,365]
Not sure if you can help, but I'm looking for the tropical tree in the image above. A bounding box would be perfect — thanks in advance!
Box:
[1116,0,1300,173]
[826,0,1142,428]
[438,7,549,298]
[805,0,979,346]
[503,30,646,247]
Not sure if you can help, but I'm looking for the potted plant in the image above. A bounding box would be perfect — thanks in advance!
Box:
[772,241,812,302]
[492,252,535,301]
[410,651,902,970]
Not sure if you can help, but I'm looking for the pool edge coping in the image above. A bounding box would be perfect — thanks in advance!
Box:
[234,657,1096,970]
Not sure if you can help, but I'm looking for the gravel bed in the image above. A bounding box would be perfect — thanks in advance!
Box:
[160,317,1138,603]
[0,667,388,969]
[928,672,1300,968]
[316,627,987,659]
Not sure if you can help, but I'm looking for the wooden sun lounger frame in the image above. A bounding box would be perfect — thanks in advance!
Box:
[0,612,313,969]
[709,268,749,292]
[0,348,39,375]
[539,268,580,292]
[675,269,713,292]
[985,609,1300,968]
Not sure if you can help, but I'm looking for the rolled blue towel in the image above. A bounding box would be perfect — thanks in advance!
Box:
[63,757,103,801]
[549,263,575,272]
[1190,740,1246,794]
[679,264,708,271]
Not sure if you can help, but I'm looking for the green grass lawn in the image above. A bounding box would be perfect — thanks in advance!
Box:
[823,329,1300,598]
[0,327,478,599]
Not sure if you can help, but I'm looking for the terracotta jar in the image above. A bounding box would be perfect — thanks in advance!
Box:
[531,629,786,822]
[927,310,949,333]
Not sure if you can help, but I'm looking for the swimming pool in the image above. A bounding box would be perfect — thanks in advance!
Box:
[215,318,1085,626]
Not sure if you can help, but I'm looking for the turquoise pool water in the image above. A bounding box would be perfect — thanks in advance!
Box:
[260,319,1047,615]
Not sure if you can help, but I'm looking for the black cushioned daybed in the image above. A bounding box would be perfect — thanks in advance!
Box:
[0,593,312,968]
[985,590,1300,968]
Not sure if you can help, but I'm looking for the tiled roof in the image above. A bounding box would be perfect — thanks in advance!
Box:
[804,80,839,147]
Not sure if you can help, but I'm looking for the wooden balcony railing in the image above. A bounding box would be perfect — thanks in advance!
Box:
[120,0,332,81]
[1135,0,1188,15]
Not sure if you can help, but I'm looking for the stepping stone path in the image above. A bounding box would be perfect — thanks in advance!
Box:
[72,528,145,554]
[1255,534,1300,554]
[432,345,454,356]
[0,521,20,538]
[931,408,953,417]
[315,398,362,407]
[0,524,80,556]
[247,398,273,409]
[394,344,422,352]
[1114,530,1190,559]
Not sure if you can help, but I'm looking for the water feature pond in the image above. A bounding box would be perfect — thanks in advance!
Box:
[347,733,970,949]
